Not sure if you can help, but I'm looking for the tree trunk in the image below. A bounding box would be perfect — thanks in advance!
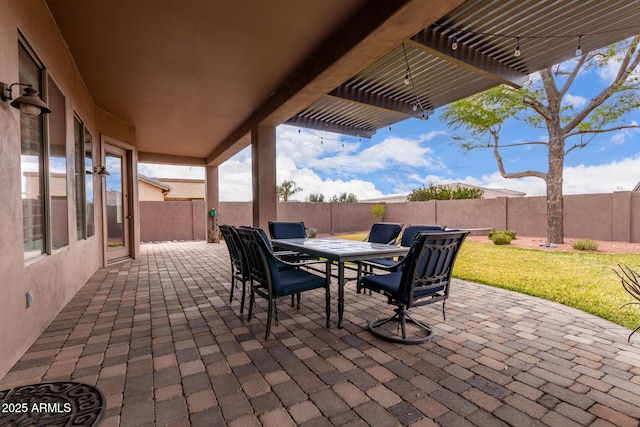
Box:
[546,132,565,244]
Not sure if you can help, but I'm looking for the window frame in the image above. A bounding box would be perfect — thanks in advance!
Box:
[74,114,95,240]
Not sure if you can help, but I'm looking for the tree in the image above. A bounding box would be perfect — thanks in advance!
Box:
[330,192,358,202]
[407,182,484,201]
[442,36,640,243]
[276,180,302,202]
[306,193,325,202]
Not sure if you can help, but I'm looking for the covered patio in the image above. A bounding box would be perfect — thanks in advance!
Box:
[2,241,638,426]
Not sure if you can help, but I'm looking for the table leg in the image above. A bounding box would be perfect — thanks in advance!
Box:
[338,261,345,328]
[325,261,331,328]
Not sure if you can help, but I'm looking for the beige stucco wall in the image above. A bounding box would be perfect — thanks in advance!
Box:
[0,1,136,379]
[159,178,204,200]
[139,180,166,201]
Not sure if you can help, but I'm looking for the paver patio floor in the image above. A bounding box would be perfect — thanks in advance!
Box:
[2,241,639,426]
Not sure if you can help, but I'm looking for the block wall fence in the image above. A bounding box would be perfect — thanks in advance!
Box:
[139,192,640,243]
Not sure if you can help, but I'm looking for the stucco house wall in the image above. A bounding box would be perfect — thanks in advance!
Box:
[0,1,136,379]
[158,178,205,200]
[139,179,166,201]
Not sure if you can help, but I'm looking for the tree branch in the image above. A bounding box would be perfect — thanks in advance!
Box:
[492,132,547,180]
[559,55,587,97]
[564,35,640,133]
[565,124,640,139]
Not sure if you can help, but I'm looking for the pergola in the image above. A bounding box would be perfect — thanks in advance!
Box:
[45,0,640,231]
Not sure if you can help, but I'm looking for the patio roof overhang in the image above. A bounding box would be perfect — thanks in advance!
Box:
[45,0,640,167]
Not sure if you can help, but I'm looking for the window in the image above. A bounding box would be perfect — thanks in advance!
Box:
[48,76,68,250]
[19,36,73,261]
[85,130,94,237]
[19,42,45,261]
[74,116,94,239]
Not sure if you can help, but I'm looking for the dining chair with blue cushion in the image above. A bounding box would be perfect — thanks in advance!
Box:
[360,230,469,344]
[268,221,308,239]
[267,221,318,260]
[365,222,404,244]
[236,227,331,340]
[220,224,249,314]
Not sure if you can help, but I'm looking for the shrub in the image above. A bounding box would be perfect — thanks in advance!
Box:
[407,182,484,201]
[487,229,517,240]
[490,232,512,245]
[572,239,599,251]
[306,228,317,238]
[371,204,386,221]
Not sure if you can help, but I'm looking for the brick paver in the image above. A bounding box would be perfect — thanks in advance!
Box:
[2,241,639,426]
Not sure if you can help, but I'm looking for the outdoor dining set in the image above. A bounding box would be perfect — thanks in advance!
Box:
[220,222,469,345]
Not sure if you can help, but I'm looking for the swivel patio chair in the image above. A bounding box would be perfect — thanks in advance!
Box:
[220,224,249,314]
[357,224,446,293]
[236,227,331,340]
[360,230,469,344]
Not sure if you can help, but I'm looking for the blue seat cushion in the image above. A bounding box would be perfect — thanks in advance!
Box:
[276,269,326,296]
[361,272,403,296]
[361,272,444,300]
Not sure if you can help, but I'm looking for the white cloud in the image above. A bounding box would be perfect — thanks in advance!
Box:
[138,163,204,179]
[304,132,448,175]
[563,94,588,109]
[460,155,640,196]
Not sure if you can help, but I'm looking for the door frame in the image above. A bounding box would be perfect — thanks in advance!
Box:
[100,135,138,265]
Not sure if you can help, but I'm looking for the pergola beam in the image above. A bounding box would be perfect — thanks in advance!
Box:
[328,86,433,119]
[408,27,528,88]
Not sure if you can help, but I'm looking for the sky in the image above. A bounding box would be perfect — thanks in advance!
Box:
[138,53,640,202]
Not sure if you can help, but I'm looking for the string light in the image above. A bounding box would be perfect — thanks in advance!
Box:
[404,68,410,85]
[513,37,521,57]
[435,22,640,61]
[401,43,432,119]
[294,127,360,146]
[575,35,583,56]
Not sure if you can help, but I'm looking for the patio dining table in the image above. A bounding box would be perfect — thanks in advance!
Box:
[270,237,409,327]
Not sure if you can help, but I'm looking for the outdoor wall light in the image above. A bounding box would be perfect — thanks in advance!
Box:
[1,82,52,116]
[93,166,110,176]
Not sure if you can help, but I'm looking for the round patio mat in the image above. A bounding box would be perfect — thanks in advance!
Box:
[0,381,105,426]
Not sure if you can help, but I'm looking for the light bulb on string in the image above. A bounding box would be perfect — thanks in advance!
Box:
[451,32,458,51]
[575,35,583,56]
[513,37,521,57]
[404,69,410,85]
[412,103,418,111]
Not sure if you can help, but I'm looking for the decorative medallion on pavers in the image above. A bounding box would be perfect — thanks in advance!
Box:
[0,381,105,426]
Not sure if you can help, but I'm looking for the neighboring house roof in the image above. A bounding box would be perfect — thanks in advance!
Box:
[139,174,171,194]
[362,182,526,203]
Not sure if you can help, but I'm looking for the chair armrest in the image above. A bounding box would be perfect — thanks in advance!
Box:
[272,249,300,257]
[360,258,403,271]
[272,255,330,268]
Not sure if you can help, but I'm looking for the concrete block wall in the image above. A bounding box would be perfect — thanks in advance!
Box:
[139,192,640,243]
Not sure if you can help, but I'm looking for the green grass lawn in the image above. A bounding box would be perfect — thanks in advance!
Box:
[337,232,640,330]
